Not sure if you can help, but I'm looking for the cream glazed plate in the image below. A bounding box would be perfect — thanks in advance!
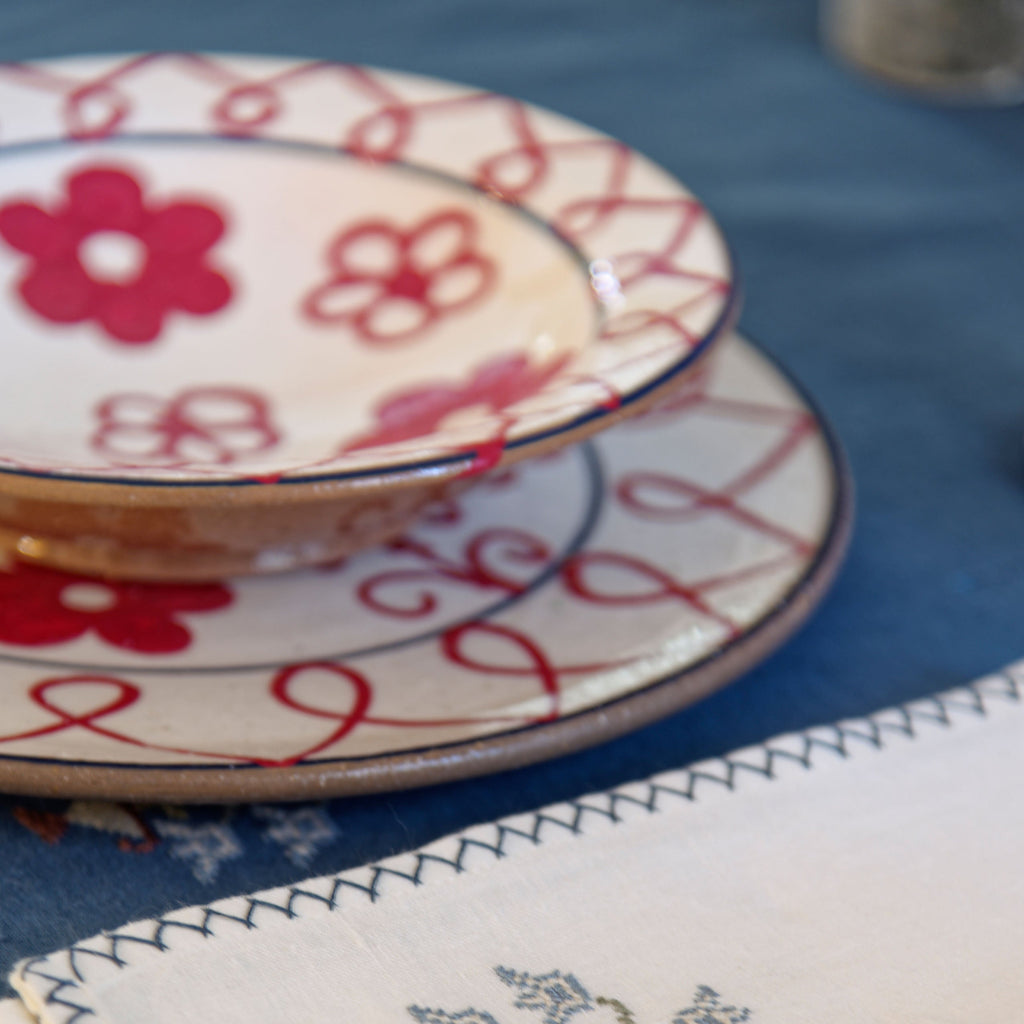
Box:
[0,333,852,802]
[0,53,738,579]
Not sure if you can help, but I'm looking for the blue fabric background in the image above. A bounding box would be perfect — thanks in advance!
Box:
[1,0,1023,993]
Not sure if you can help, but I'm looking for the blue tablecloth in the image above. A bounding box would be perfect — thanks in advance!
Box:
[2,0,1023,992]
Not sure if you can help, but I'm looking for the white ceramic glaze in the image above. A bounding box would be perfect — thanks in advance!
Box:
[0,335,848,799]
[0,54,735,482]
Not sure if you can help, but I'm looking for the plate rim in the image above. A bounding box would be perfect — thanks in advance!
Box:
[0,332,853,802]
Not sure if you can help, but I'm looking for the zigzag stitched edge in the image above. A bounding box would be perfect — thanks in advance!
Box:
[14,668,1021,1024]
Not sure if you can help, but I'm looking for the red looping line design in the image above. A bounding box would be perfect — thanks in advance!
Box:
[616,471,814,555]
[345,103,415,162]
[615,404,819,558]
[561,551,743,641]
[265,661,373,765]
[345,91,517,164]
[440,621,562,722]
[59,53,169,138]
[65,81,131,139]
[476,134,633,206]
[0,676,141,745]
[582,381,823,637]
[212,83,283,132]
[0,58,823,769]
[0,667,376,768]
[437,621,634,726]
[0,651,577,763]
[358,528,551,618]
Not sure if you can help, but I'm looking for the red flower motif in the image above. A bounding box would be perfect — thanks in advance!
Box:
[0,164,232,344]
[345,351,571,452]
[0,562,233,654]
[303,209,495,343]
[92,386,281,467]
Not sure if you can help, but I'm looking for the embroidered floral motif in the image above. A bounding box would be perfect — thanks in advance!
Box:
[152,819,243,883]
[409,1009,500,1024]
[409,970,752,1024]
[12,800,348,866]
[0,164,232,344]
[672,987,750,1024]
[495,968,594,1024]
[252,805,338,867]
[12,805,68,845]
[69,801,158,852]
[13,800,156,852]
[0,562,232,654]
[594,998,634,1024]
[303,209,495,343]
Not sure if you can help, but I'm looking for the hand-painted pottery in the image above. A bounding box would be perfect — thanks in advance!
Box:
[0,334,851,802]
[0,54,737,579]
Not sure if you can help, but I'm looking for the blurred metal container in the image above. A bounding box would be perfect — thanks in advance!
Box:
[823,0,1024,103]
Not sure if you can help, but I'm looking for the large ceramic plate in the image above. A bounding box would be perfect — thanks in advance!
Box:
[0,53,735,483]
[0,333,851,801]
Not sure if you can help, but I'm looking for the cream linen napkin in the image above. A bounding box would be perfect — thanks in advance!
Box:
[5,662,1024,1024]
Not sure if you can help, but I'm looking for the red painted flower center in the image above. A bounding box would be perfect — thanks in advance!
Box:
[388,266,428,302]
[77,230,147,284]
[59,582,119,613]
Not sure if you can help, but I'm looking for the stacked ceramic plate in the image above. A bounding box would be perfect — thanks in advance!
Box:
[0,54,851,801]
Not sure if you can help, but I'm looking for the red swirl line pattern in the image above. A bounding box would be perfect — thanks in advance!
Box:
[0,337,824,766]
[617,470,814,554]
[0,669,374,768]
[265,662,373,764]
[358,528,552,618]
[562,551,743,641]
[569,379,823,638]
[0,676,142,746]
[0,621,612,763]
[0,60,826,770]
[0,350,825,766]
[441,621,562,722]
[438,621,632,725]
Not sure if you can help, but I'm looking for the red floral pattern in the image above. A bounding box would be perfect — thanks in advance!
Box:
[344,351,571,455]
[0,164,232,344]
[303,209,495,343]
[92,386,280,467]
[0,563,232,654]
[0,60,815,789]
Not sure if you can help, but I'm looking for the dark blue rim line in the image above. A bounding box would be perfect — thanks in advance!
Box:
[0,336,851,773]
[0,441,605,675]
[0,130,739,488]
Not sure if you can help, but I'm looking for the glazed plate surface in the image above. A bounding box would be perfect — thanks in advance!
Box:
[0,334,851,801]
[0,54,735,483]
